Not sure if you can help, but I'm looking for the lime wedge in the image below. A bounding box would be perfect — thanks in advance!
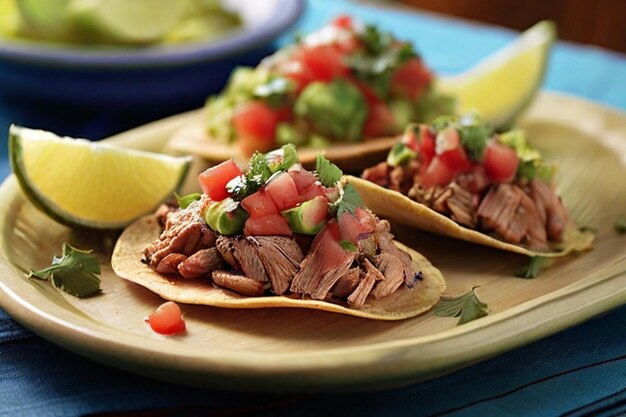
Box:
[9,125,191,229]
[67,0,189,44]
[437,20,556,129]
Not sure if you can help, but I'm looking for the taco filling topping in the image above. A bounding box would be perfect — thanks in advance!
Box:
[142,146,421,309]
[362,115,567,251]
[204,15,452,155]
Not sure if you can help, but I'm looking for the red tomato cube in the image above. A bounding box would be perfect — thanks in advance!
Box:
[288,167,318,192]
[265,172,300,210]
[244,214,292,236]
[298,183,327,203]
[338,212,362,243]
[198,159,242,201]
[146,301,186,335]
[391,57,433,100]
[241,189,279,218]
[483,141,519,183]
[232,101,278,155]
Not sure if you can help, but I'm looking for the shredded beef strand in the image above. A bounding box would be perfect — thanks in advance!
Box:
[211,270,266,296]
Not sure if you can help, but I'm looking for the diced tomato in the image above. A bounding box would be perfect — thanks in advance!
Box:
[232,101,278,155]
[244,214,292,236]
[241,189,278,218]
[265,172,300,210]
[338,212,362,243]
[483,141,519,183]
[402,129,419,151]
[293,45,348,83]
[280,60,315,93]
[198,159,242,201]
[274,106,294,124]
[350,77,380,105]
[355,207,377,233]
[463,164,491,194]
[298,182,327,203]
[332,14,353,29]
[146,301,186,335]
[435,127,472,173]
[421,156,456,188]
[390,57,433,100]
[313,221,354,271]
[363,102,396,137]
[288,167,318,192]
[418,128,436,166]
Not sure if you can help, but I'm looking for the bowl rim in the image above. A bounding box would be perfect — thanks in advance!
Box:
[0,0,305,68]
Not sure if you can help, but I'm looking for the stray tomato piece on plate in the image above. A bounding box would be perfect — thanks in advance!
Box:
[146,301,186,335]
[198,159,242,201]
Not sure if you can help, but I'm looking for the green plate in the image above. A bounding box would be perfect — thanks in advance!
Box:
[0,92,625,392]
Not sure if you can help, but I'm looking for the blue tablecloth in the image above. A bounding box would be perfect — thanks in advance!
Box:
[1,1,625,416]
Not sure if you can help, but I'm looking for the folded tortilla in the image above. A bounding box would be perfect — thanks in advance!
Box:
[111,215,446,321]
[347,176,594,258]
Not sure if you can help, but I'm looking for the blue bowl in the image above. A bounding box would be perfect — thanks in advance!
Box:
[0,0,305,115]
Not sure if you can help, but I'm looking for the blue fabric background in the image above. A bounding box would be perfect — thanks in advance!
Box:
[1,1,625,416]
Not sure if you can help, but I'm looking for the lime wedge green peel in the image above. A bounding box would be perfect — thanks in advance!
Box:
[68,0,189,44]
[9,125,191,229]
[437,20,556,130]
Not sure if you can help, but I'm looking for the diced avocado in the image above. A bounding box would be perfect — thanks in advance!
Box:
[266,144,299,173]
[225,66,270,98]
[282,196,328,235]
[276,123,307,147]
[498,129,554,180]
[387,143,416,167]
[294,79,367,142]
[308,133,330,149]
[204,198,249,235]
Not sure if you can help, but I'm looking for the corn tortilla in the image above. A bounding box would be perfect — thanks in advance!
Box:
[111,215,446,321]
[347,176,594,258]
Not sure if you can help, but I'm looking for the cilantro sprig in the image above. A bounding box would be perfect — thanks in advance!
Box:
[514,256,551,279]
[30,243,102,298]
[334,184,364,216]
[315,154,342,187]
[434,287,489,325]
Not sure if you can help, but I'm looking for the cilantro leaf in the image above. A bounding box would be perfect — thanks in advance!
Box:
[29,243,101,298]
[175,192,201,209]
[615,218,626,234]
[227,152,271,200]
[514,256,551,279]
[434,287,488,325]
[334,184,363,217]
[316,154,343,187]
[339,240,358,252]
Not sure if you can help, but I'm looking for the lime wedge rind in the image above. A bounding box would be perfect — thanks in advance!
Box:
[9,125,191,230]
[437,20,556,130]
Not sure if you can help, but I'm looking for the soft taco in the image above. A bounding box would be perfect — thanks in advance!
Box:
[351,115,594,256]
[168,15,452,171]
[112,145,445,320]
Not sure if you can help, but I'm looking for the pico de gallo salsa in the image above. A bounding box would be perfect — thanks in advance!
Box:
[141,145,424,309]
[362,115,569,251]
[205,15,453,155]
